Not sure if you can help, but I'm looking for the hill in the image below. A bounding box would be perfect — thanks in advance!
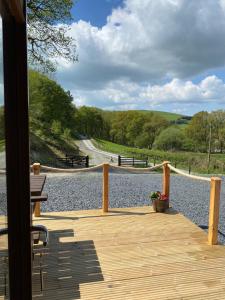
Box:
[101,109,191,125]
[137,110,183,121]
[101,109,190,120]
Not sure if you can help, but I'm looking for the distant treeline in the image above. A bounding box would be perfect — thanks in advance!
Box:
[0,70,224,155]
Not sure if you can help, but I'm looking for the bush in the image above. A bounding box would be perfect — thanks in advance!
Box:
[61,128,71,141]
[51,120,62,136]
[154,127,185,151]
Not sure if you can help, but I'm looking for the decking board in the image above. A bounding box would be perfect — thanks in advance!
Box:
[10,206,225,299]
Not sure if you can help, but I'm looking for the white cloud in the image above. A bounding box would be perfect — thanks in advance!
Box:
[54,0,225,113]
[69,76,225,114]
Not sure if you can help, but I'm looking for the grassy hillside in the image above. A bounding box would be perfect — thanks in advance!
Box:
[138,110,183,121]
[30,132,79,166]
[101,109,191,125]
[93,138,225,174]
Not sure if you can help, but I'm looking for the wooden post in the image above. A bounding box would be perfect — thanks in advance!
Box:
[162,161,170,208]
[86,156,89,168]
[188,162,191,174]
[118,155,121,166]
[32,163,41,217]
[102,163,109,212]
[208,177,221,245]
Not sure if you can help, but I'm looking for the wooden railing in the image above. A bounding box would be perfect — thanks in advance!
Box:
[31,161,222,245]
[166,162,221,246]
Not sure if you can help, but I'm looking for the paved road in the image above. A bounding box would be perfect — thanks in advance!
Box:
[75,139,118,166]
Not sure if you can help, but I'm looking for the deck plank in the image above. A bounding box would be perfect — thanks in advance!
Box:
[29,206,225,299]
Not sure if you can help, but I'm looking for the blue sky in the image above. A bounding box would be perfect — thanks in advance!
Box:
[53,0,225,116]
[71,0,123,28]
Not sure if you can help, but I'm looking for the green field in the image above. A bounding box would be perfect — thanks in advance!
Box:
[93,138,225,174]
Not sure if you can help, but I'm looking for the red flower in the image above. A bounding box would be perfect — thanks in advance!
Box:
[160,194,169,201]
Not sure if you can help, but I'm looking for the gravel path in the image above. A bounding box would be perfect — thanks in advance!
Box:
[42,172,225,244]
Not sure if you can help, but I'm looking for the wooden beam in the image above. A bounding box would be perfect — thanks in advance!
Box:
[33,163,41,217]
[162,161,170,197]
[2,1,32,297]
[2,0,24,23]
[102,163,109,212]
[208,177,221,245]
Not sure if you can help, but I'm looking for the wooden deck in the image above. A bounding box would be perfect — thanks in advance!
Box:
[31,206,225,300]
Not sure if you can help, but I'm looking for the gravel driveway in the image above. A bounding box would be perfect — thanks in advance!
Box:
[42,171,225,244]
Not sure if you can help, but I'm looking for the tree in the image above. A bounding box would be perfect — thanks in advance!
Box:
[210,110,225,153]
[75,106,107,138]
[27,0,77,72]
[29,70,76,135]
[186,111,210,152]
[139,114,169,149]
[154,127,185,151]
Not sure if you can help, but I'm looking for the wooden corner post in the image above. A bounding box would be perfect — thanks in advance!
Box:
[163,161,170,207]
[208,177,221,245]
[32,163,41,217]
[102,163,109,212]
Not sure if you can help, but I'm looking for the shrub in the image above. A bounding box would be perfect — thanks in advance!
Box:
[154,127,185,151]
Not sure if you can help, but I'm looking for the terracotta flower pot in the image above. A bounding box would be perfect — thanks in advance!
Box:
[151,198,168,213]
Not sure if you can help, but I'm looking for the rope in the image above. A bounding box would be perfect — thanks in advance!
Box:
[168,164,211,182]
[40,163,104,173]
[109,162,164,173]
[31,161,165,174]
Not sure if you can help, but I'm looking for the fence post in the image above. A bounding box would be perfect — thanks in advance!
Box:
[86,156,89,168]
[162,161,170,208]
[208,177,221,245]
[32,163,41,217]
[102,163,109,212]
[118,155,121,166]
[188,162,191,174]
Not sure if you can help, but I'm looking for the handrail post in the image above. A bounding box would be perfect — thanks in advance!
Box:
[162,161,170,208]
[32,163,41,217]
[102,163,109,212]
[208,177,221,245]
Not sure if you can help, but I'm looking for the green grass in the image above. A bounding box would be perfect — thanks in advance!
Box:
[0,140,5,152]
[93,138,225,174]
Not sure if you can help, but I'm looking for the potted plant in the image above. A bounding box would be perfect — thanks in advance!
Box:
[150,191,169,213]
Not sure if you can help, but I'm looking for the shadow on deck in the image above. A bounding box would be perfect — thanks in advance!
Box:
[33,229,103,299]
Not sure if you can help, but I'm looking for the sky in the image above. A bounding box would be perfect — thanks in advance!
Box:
[3,0,225,115]
[53,0,225,115]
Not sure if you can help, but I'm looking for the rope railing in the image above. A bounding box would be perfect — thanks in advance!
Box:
[166,162,221,245]
[109,162,165,173]
[32,161,222,246]
[40,163,103,173]
[168,164,211,182]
